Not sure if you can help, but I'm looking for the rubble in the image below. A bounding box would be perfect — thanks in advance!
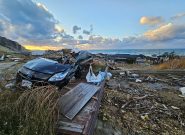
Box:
[98,63,185,134]
[0,53,185,135]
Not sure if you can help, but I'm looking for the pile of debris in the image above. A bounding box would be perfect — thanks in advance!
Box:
[98,70,185,134]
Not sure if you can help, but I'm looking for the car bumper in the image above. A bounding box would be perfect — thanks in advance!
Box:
[16,72,68,88]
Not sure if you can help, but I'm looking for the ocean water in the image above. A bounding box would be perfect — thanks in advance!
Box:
[88,49,185,56]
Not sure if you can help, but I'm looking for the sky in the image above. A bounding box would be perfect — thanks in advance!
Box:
[0,0,185,50]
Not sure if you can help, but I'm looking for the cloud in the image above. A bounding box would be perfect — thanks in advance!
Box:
[76,21,185,50]
[55,24,64,33]
[171,13,185,20]
[83,30,91,35]
[144,23,185,41]
[0,0,184,50]
[36,2,49,12]
[78,35,83,39]
[82,25,93,35]
[0,0,71,45]
[140,16,163,26]
[73,25,81,34]
[144,23,173,40]
[90,25,93,33]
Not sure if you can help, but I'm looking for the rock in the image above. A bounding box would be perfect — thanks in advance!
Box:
[179,87,185,95]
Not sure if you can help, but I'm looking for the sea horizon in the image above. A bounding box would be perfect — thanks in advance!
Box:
[88,48,185,56]
[31,48,185,56]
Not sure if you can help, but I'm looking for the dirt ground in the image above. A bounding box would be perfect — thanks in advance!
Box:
[0,61,24,91]
[95,63,185,135]
[0,62,18,74]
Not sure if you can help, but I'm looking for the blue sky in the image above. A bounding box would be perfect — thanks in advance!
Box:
[36,0,185,37]
[0,0,185,50]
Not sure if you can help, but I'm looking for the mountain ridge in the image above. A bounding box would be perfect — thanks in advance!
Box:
[0,36,29,54]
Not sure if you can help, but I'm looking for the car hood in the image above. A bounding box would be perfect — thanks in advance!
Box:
[24,58,71,74]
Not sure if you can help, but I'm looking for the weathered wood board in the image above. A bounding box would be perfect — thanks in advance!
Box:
[58,121,84,133]
[59,83,100,120]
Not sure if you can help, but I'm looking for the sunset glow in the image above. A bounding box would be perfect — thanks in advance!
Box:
[24,45,64,51]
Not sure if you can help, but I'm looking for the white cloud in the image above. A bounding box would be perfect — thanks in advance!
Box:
[144,23,173,40]
[140,16,163,26]
[36,2,49,12]
[0,0,72,46]
[55,24,64,33]
[144,23,185,41]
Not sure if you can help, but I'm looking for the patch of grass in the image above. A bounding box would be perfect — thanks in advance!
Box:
[154,58,185,70]
[0,86,60,135]
[0,90,21,135]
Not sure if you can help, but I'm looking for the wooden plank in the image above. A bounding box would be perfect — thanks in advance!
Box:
[58,83,100,120]
[58,121,84,133]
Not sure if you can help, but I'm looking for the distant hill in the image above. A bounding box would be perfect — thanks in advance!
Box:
[0,36,29,54]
